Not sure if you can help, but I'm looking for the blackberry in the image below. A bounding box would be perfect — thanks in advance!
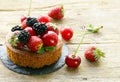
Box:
[33,23,48,35]
[18,30,30,44]
[26,17,38,27]
[11,25,23,32]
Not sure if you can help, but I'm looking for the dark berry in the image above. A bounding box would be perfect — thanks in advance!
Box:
[33,23,48,35]
[18,30,30,44]
[11,25,23,32]
[26,17,38,27]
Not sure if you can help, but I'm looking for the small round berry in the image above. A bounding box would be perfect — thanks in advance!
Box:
[26,17,38,27]
[42,31,58,46]
[60,26,73,41]
[18,30,30,44]
[38,15,50,23]
[21,16,27,23]
[33,23,48,35]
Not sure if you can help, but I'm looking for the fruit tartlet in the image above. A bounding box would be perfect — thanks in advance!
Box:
[5,17,63,69]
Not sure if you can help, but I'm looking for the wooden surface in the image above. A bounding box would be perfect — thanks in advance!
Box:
[0,0,120,82]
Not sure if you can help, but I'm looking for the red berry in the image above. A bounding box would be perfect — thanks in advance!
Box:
[60,26,73,41]
[24,27,36,36]
[46,23,59,35]
[27,36,43,52]
[21,16,27,23]
[38,15,50,23]
[84,46,105,62]
[21,19,27,29]
[48,6,64,20]
[65,55,81,68]
[42,31,58,46]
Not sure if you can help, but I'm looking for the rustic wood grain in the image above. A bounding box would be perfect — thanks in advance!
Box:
[0,0,120,82]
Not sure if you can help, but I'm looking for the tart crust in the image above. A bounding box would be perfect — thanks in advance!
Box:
[5,33,63,69]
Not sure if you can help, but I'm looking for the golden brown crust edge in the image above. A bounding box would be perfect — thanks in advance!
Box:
[5,33,63,69]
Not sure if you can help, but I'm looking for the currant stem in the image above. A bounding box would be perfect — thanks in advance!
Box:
[73,27,86,56]
[28,0,32,16]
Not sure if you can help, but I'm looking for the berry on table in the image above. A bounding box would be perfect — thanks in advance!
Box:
[60,26,73,41]
[42,31,58,46]
[32,23,48,35]
[38,15,50,23]
[84,46,105,62]
[18,30,30,44]
[48,5,64,20]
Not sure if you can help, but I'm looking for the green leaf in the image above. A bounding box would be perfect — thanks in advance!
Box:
[87,24,103,33]
[44,46,55,52]
[93,48,105,60]
[37,48,45,54]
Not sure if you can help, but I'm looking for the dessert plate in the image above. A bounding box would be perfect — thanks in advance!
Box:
[0,44,68,75]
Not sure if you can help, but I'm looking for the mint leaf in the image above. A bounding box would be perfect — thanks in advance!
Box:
[37,48,45,54]
[87,24,103,33]
[44,46,55,52]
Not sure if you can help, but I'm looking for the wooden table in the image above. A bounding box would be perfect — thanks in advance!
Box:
[0,0,120,82]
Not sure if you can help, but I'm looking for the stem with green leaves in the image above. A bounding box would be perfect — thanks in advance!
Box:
[28,0,32,16]
[73,27,86,57]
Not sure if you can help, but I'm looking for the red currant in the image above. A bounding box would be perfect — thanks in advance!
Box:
[65,55,81,68]
[60,26,73,41]
[38,15,50,23]
[42,31,58,46]
[24,27,36,36]
[21,16,27,23]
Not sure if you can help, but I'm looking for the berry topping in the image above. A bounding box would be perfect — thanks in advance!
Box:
[18,30,30,44]
[46,22,59,35]
[21,19,27,29]
[21,16,27,23]
[26,17,38,27]
[38,15,50,23]
[60,26,73,41]
[33,23,48,35]
[9,31,24,48]
[24,27,36,36]
[48,5,64,20]
[42,31,58,46]
[27,36,43,52]
[11,25,23,32]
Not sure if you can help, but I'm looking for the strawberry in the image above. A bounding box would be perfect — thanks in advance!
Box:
[21,15,27,23]
[27,36,43,52]
[46,22,59,35]
[42,31,58,46]
[48,5,64,20]
[84,46,105,62]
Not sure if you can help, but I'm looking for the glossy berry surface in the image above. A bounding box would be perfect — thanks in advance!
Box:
[11,25,23,32]
[24,27,36,36]
[65,55,81,68]
[21,16,27,23]
[21,19,27,29]
[60,26,73,41]
[42,31,58,46]
[27,36,43,52]
[46,23,59,35]
[38,15,50,23]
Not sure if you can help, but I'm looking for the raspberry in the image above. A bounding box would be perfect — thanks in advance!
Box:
[11,25,23,32]
[33,23,47,35]
[26,17,38,27]
[18,30,30,44]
